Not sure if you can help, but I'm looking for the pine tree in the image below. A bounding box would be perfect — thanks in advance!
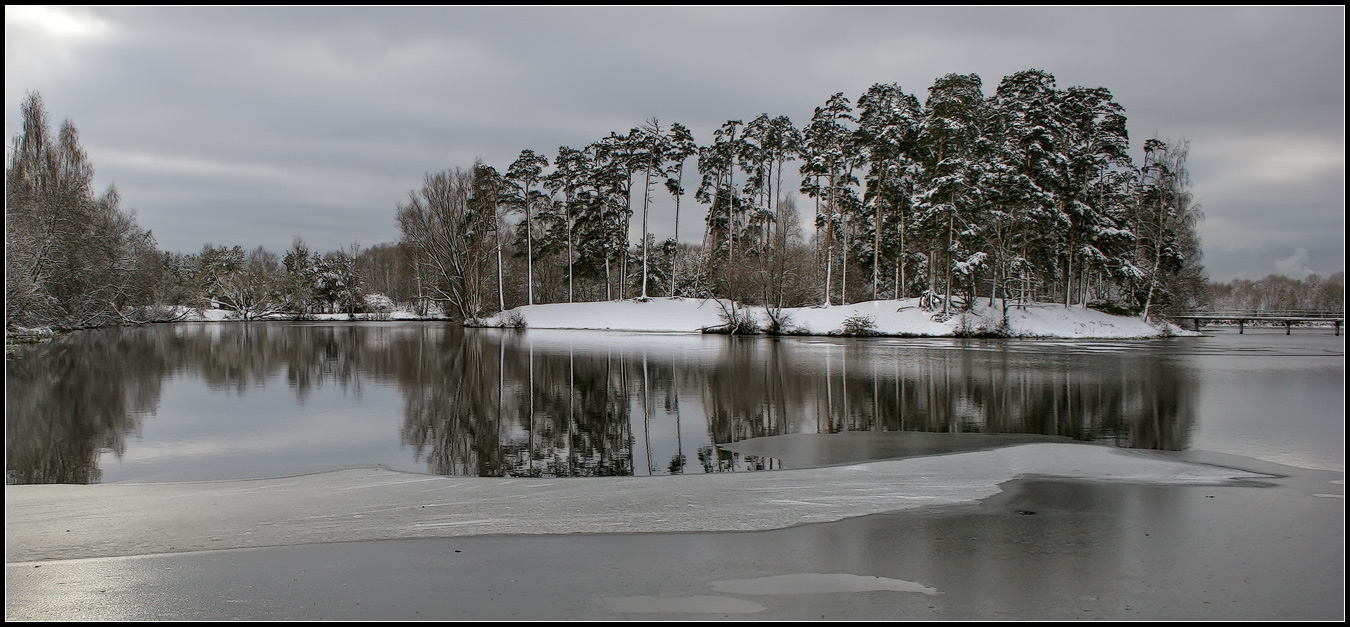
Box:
[636,118,670,300]
[979,93,1032,308]
[605,131,644,299]
[1060,85,1134,306]
[471,163,510,312]
[800,94,858,306]
[663,122,698,297]
[741,114,801,256]
[767,116,802,234]
[697,119,745,269]
[506,149,549,305]
[857,83,924,300]
[917,74,986,314]
[993,70,1066,307]
[577,138,630,300]
[545,146,585,302]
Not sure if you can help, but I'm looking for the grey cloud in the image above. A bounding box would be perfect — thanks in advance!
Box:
[6,6,1343,279]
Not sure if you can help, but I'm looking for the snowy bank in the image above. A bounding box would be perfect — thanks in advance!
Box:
[479,297,1187,339]
[174,306,440,323]
[161,296,1193,339]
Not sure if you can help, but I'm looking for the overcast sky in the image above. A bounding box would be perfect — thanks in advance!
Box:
[5,6,1344,283]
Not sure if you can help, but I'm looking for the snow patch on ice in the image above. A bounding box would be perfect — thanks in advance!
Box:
[5,443,1268,563]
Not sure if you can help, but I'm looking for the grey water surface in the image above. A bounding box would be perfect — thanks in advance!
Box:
[6,322,1343,484]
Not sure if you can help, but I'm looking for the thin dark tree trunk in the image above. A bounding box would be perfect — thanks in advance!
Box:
[640,164,651,299]
[873,203,881,300]
[944,215,953,316]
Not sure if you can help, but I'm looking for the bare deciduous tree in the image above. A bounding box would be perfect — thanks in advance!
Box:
[396,168,494,321]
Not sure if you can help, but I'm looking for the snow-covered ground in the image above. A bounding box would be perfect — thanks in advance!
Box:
[478,297,1191,339]
[176,306,432,323]
[162,296,1191,339]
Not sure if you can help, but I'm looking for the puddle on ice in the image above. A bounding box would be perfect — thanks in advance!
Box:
[596,595,765,613]
[709,573,940,596]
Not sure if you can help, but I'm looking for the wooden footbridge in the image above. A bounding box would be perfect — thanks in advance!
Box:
[1171,310,1344,335]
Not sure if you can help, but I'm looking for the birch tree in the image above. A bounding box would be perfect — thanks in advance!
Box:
[6,91,161,329]
[1134,138,1204,321]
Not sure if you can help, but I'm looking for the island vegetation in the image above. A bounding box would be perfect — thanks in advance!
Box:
[6,70,1342,337]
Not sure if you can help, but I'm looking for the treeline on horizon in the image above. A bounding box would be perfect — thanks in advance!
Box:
[1206,272,1343,313]
[5,73,1343,333]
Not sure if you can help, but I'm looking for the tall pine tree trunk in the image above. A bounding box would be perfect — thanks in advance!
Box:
[526,195,534,306]
[640,167,651,299]
[841,219,848,305]
[824,226,833,307]
[671,174,681,297]
[943,214,953,316]
[566,198,574,303]
[823,170,836,307]
[989,217,1001,308]
[897,213,906,300]
[873,203,881,300]
[620,208,630,300]
[1064,236,1073,309]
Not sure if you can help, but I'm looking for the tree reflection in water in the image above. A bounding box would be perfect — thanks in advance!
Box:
[6,324,1197,484]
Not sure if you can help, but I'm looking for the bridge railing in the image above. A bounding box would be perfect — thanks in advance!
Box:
[1184,309,1344,319]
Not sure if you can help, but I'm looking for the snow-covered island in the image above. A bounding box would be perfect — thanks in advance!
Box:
[471,297,1190,339]
[149,295,1192,339]
[162,294,1194,339]
[171,294,1193,337]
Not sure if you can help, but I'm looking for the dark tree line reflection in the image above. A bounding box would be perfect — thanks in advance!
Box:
[6,324,1197,484]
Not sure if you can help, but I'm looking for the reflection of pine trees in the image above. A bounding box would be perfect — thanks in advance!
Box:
[564,347,634,476]
[696,340,1197,451]
[395,330,639,477]
[7,324,1199,484]
[702,338,779,444]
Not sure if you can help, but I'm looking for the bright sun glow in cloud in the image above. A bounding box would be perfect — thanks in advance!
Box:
[5,6,109,39]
